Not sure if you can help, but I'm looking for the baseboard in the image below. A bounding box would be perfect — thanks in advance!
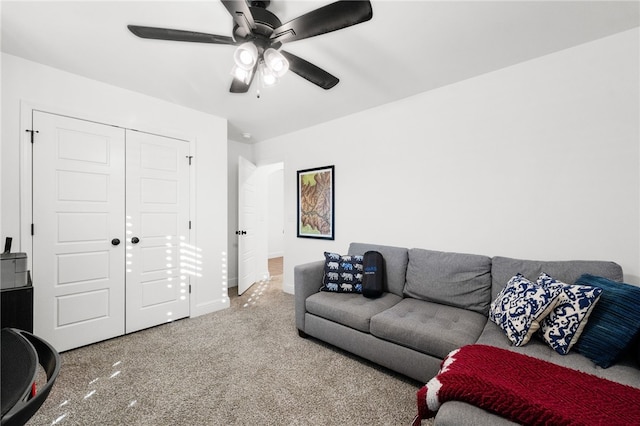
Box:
[191,297,230,317]
[283,282,294,295]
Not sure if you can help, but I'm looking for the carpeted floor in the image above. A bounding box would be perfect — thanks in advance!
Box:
[27,267,431,425]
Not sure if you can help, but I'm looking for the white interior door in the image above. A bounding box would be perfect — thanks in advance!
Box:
[32,111,126,352]
[238,156,257,295]
[125,130,190,333]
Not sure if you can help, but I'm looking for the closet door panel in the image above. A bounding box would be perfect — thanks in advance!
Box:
[125,130,190,333]
[32,111,126,352]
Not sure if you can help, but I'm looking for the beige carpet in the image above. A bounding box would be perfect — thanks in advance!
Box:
[27,273,433,425]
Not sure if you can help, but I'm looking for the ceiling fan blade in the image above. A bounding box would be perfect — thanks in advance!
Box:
[128,25,236,45]
[220,0,256,38]
[271,1,372,43]
[281,51,339,90]
[230,77,251,93]
[230,63,258,93]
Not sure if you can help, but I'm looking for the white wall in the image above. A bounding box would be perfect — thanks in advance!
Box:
[1,53,230,315]
[253,28,640,293]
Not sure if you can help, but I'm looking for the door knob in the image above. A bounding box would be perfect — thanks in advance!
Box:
[111,238,120,246]
[131,237,140,244]
[235,230,247,235]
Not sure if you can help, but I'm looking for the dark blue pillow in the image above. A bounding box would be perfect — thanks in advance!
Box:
[320,252,363,293]
[573,274,640,368]
[633,335,640,368]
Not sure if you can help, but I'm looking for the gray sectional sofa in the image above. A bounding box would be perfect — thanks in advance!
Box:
[294,242,640,425]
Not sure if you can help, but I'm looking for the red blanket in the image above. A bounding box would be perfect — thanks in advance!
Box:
[416,344,640,425]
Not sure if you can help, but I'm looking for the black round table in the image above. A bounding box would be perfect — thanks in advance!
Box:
[1,328,38,418]
[0,328,60,426]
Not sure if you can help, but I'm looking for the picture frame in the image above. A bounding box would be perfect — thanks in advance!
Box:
[297,165,335,240]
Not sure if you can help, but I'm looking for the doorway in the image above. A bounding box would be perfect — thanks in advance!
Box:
[236,159,284,294]
[266,166,284,276]
[268,256,283,276]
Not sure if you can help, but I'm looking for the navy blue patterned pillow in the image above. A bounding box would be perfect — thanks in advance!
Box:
[537,273,603,355]
[320,252,364,293]
[489,273,563,346]
[573,274,640,368]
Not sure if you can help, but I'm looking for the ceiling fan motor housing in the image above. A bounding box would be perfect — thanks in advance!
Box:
[250,0,270,8]
[233,5,282,54]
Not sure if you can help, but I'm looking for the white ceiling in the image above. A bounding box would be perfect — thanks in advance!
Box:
[2,1,639,143]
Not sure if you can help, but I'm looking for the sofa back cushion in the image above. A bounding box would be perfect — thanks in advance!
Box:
[491,256,623,300]
[403,248,492,315]
[348,243,408,297]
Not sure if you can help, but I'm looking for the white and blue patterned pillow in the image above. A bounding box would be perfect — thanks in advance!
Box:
[489,273,563,346]
[536,273,603,355]
[320,252,364,293]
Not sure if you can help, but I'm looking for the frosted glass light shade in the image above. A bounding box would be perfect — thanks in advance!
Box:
[231,65,253,84]
[233,42,258,70]
[263,48,289,77]
[260,63,278,86]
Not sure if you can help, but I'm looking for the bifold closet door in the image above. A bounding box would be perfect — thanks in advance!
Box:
[32,111,126,352]
[124,130,190,334]
[32,112,191,351]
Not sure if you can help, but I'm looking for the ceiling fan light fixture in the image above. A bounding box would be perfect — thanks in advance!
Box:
[263,48,289,78]
[233,42,258,70]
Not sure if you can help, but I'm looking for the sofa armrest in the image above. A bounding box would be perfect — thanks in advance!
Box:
[294,260,325,333]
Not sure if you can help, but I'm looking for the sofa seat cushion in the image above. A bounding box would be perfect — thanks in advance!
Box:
[305,291,402,333]
[370,298,487,359]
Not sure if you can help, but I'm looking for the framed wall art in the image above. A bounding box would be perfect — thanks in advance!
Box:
[297,165,334,240]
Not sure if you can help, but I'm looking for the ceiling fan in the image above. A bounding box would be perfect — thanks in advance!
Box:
[127,0,373,93]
